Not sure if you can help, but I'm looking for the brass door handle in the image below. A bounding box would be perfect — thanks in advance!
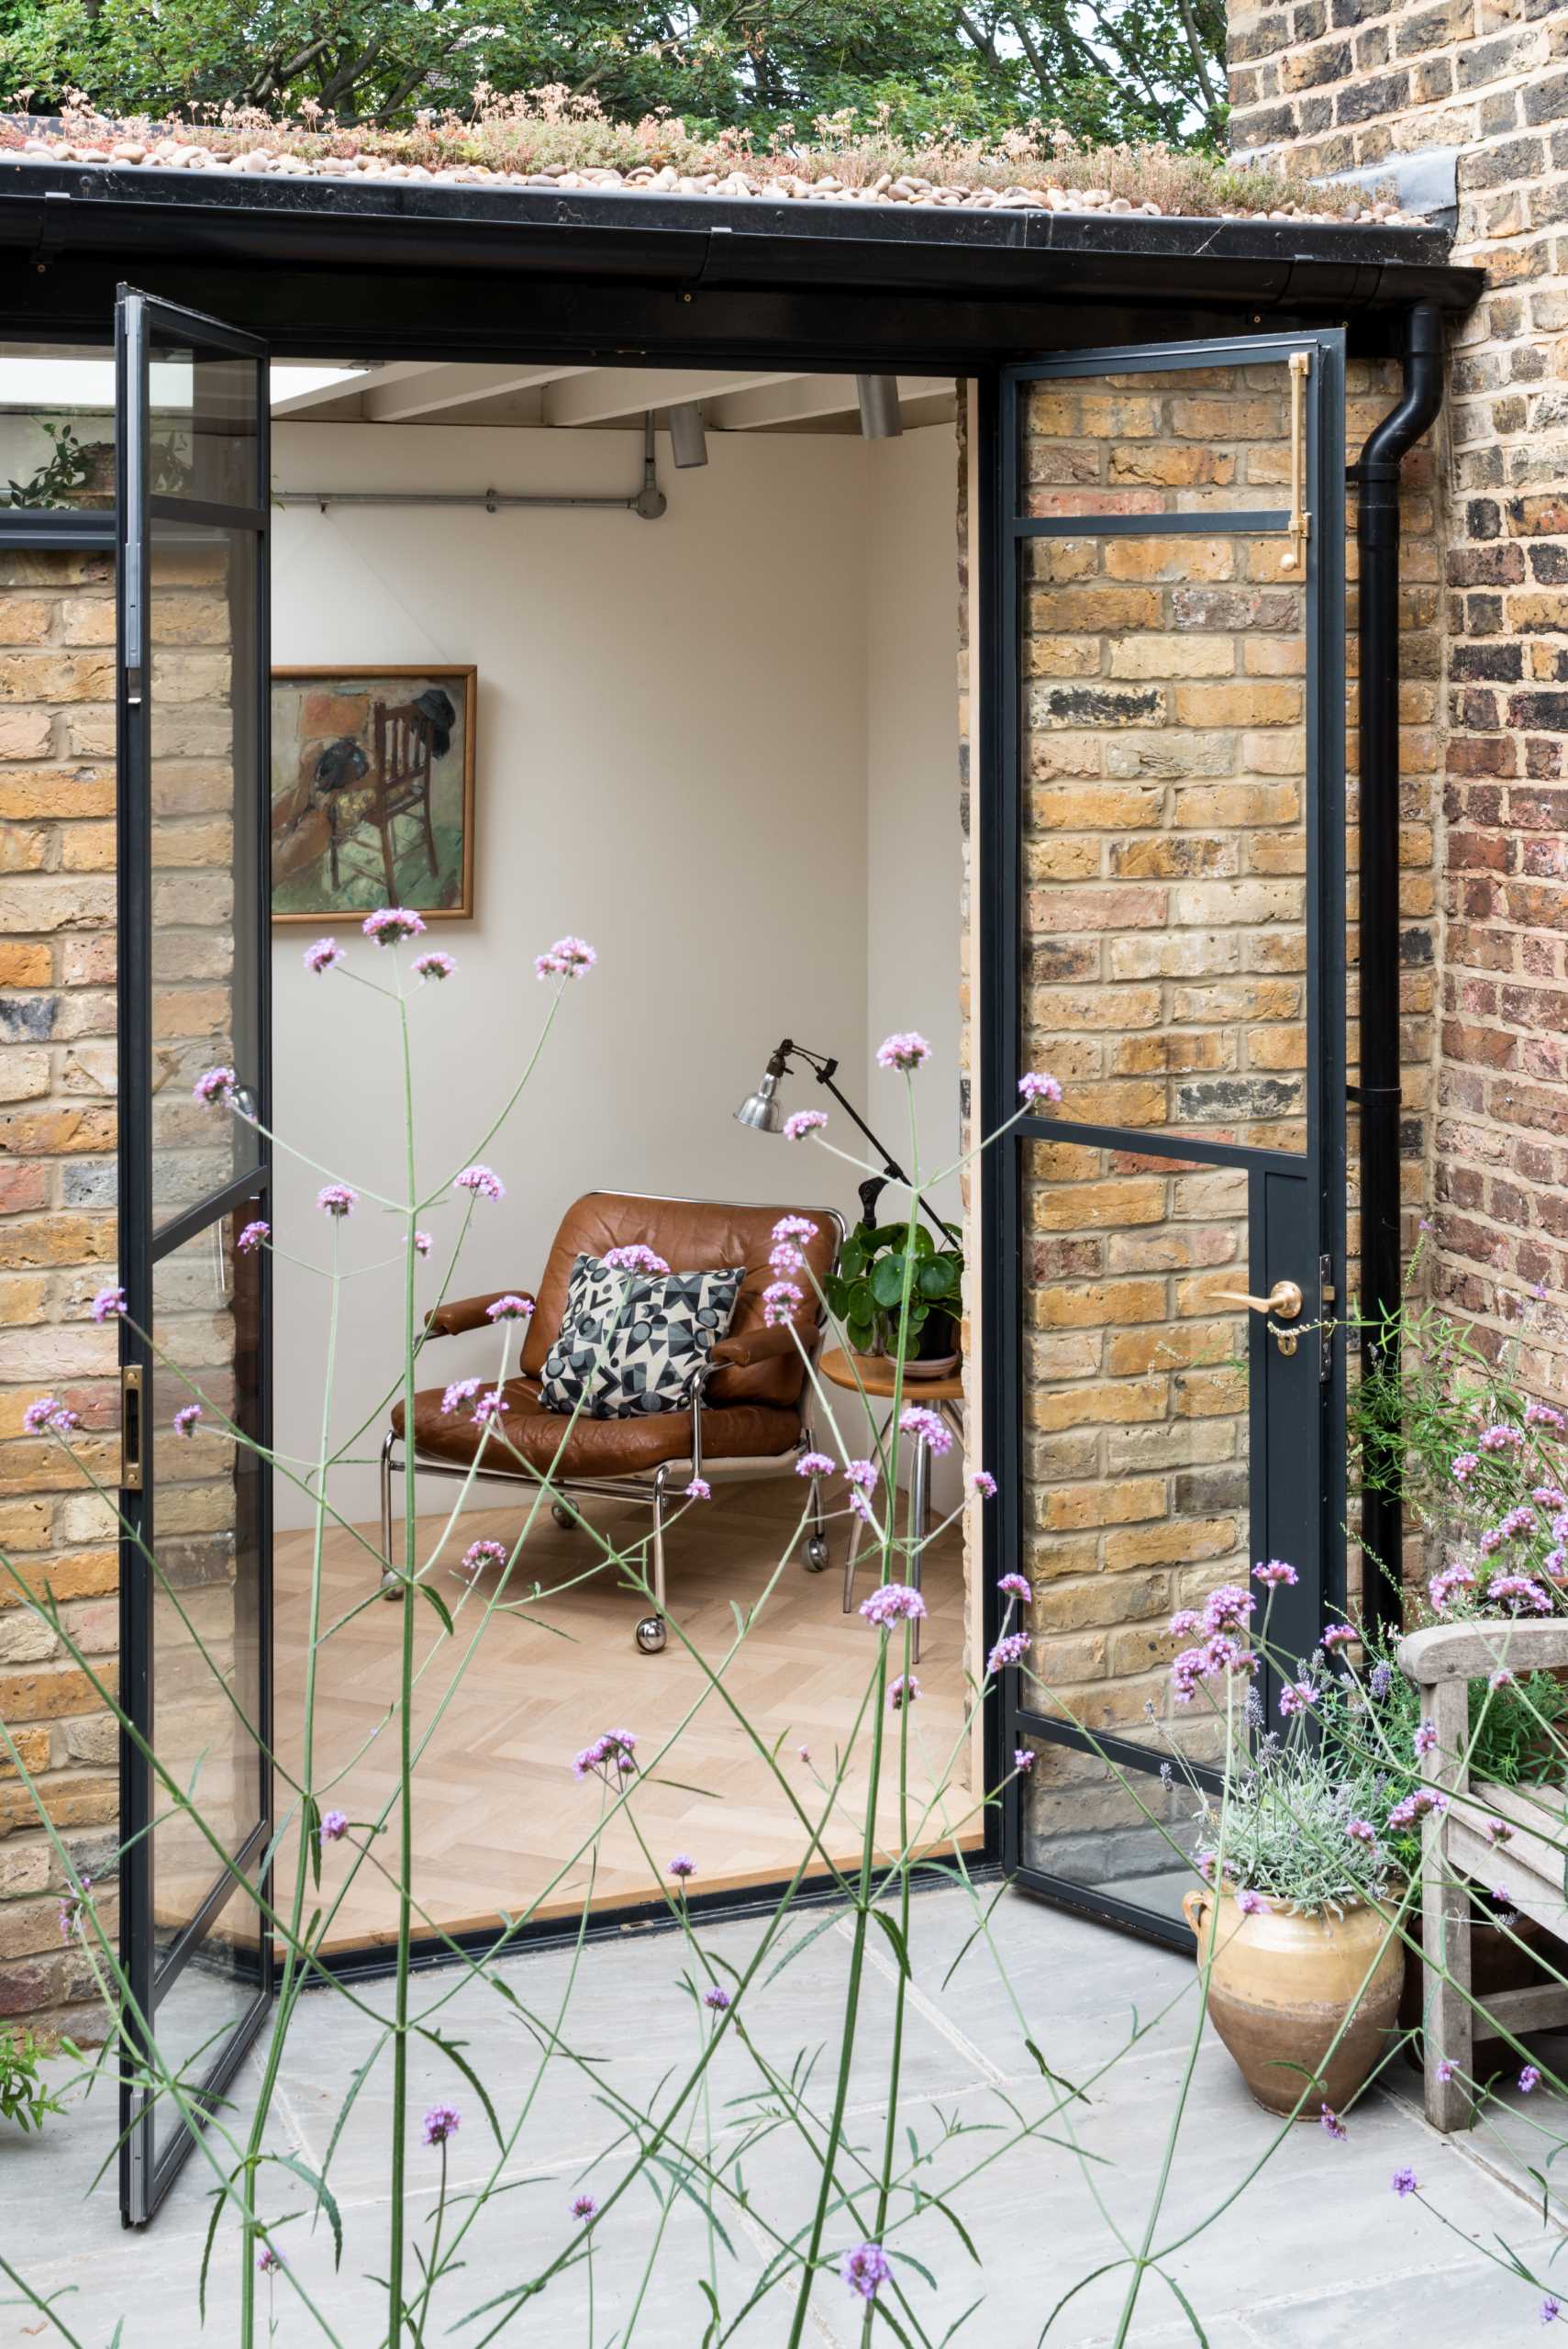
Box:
[1213,1279,1303,1321]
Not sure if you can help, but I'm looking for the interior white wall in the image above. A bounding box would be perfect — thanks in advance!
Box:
[862,429,964,1508]
[270,415,959,1528]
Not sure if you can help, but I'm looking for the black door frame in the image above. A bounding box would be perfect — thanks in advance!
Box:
[980,335,1350,1950]
[0,288,1372,2035]
[114,285,276,2222]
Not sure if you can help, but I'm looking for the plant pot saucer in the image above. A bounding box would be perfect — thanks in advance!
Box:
[904,1353,961,1381]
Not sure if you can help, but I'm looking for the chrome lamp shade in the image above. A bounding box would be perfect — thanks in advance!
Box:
[734,1068,784,1131]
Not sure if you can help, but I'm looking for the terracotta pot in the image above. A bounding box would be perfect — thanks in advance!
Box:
[1182,1885,1405,2119]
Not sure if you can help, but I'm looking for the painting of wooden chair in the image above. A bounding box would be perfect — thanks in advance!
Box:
[368,696,442,903]
[1396,1619,1568,2130]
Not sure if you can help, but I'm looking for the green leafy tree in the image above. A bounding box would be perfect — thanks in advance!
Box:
[0,1,1227,150]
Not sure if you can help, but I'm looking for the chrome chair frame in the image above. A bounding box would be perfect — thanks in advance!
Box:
[380,1197,845,1652]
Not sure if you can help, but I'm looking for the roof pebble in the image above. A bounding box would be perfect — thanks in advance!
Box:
[6,130,1419,228]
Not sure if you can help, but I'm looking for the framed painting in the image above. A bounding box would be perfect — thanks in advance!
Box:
[271,665,476,922]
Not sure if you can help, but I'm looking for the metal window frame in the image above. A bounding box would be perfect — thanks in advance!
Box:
[983,332,1349,1954]
[115,285,276,2226]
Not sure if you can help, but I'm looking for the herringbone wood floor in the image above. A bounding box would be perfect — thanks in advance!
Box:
[275,1478,977,1953]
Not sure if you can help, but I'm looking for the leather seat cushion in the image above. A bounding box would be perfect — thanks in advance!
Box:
[392,1375,802,1476]
[519,1192,839,1409]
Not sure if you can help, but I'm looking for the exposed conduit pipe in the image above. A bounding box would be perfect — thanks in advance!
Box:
[1354,300,1443,1633]
[273,410,669,518]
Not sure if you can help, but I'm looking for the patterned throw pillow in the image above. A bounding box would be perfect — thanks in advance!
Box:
[538,1252,745,1419]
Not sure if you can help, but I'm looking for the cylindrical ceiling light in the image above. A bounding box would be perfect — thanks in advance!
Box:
[668,401,708,468]
[856,375,903,440]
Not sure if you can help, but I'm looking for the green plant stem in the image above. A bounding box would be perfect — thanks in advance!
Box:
[389,973,419,2344]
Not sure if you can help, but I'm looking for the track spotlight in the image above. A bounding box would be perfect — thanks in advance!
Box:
[856,375,903,440]
[668,401,708,468]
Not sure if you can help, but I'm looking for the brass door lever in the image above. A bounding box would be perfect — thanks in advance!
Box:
[1213,1278,1304,1321]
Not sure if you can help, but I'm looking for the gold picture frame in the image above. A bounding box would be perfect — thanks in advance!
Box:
[271,664,477,923]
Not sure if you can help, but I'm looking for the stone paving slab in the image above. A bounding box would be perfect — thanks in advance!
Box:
[2,1884,1561,2346]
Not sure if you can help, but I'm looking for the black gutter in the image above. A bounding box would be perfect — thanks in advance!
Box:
[1352,300,1443,1631]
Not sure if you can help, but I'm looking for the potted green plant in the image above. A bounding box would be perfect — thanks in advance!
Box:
[824,1218,962,1376]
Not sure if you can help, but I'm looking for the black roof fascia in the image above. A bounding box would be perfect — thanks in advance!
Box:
[0,163,1484,362]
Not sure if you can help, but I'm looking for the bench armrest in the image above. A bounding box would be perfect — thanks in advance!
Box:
[1397,1618,1568,1687]
[424,1291,535,1340]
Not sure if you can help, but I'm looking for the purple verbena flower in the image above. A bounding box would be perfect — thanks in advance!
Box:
[485,1294,533,1320]
[1489,1573,1552,1615]
[1480,1422,1525,1453]
[1018,1070,1062,1106]
[762,1279,803,1327]
[1319,2108,1347,2141]
[889,1673,921,1709]
[703,1986,730,2011]
[988,1630,1031,1674]
[1013,1748,1035,1772]
[1429,1562,1476,1613]
[1436,2057,1456,2084]
[319,1809,348,1842]
[412,951,456,981]
[876,1032,929,1073]
[535,934,596,980]
[1414,1720,1438,1757]
[1520,2065,1542,2094]
[571,2193,598,2221]
[1321,1624,1355,1649]
[899,1403,953,1454]
[843,1460,878,1494]
[24,1396,78,1435]
[840,2243,892,2302]
[441,1378,482,1416]
[421,2102,461,2145]
[91,1285,126,1323]
[602,1242,667,1275]
[1391,2165,1418,2198]
[1237,1887,1268,1916]
[256,2243,284,2273]
[783,1109,827,1141]
[862,1583,928,1629]
[193,1064,236,1107]
[684,1477,712,1501]
[172,1403,202,1438]
[797,1452,836,1478]
[769,1240,806,1276]
[1346,1819,1376,1844]
[1527,1401,1566,1432]
[460,1539,506,1577]
[968,1470,998,1500]
[1451,1451,1480,1485]
[669,1855,695,1881]
[471,1388,508,1428]
[773,1215,819,1243]
[1253,1559,1298,1588]
[317,1184,357,1217]
[304,937,344,974]
[413,1230,433,1256]
[997,1571,1032,1601]
[237,1219,270,1252]
[363,907,427,945]
[454,1164,504,1203]
[1487,1816,1513,1842]
[573,1729,638,1783]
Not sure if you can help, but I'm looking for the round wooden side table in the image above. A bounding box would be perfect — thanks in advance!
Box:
[817,1347,964,1664]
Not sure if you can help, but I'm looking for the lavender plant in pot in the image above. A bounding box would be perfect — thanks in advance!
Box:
[1173,1574,1406,2121]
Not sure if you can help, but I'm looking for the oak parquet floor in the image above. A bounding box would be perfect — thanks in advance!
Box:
[274,1478,977,1952]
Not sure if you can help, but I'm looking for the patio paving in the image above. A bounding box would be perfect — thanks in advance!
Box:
[3,1882,1563,2346]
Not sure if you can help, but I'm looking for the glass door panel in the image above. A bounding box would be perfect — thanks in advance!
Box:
[117,287,272,2225]
[993,334,1347,1948]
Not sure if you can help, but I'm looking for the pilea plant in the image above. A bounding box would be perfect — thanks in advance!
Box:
[823,1216,962,1360]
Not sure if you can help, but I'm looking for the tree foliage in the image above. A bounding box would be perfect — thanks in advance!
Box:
[0,0,1227,150]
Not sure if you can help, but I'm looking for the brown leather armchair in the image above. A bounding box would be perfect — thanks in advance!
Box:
[380,1190,843,1650]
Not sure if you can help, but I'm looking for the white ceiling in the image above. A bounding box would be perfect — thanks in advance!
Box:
[0,353,956,434]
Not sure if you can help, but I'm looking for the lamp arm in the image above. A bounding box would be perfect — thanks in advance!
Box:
[780,1040,961,1246]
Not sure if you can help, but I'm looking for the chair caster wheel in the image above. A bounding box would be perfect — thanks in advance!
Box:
[635,1615,667,1655]
[551,1503,576,1531]
[806,1536,828,1572]
[379,1573,404,1602]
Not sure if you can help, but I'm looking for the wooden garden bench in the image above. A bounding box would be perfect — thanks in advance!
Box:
[1397,1620,1568,2131]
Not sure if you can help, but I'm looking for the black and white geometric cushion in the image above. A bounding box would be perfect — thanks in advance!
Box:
[538,1252,745,1419]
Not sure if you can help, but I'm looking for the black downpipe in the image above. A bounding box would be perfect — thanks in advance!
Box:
[1354,301,1442,1633]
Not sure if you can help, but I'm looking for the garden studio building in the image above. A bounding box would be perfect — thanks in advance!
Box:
[0,129,1485,2221]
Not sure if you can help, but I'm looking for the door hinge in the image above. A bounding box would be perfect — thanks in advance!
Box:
[120,1363,144,1491]
[1319,1254,1336,1385]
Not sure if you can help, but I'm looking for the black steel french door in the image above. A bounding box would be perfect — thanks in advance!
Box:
[116,288,274,2221]
[985,333,1348,1947]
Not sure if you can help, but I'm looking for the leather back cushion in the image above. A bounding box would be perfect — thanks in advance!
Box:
[521,1193,839,1408]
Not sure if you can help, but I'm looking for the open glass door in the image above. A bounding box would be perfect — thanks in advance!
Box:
[986,333,1348,1946]
[116,288,273,2222]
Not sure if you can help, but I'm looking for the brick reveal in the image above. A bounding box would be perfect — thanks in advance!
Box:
[1230,4,1568,1393]
[0,547,121,2039]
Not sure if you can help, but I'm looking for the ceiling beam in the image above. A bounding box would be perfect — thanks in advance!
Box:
[270,361,428,417]
[707,374,953,432]
[363,362,594,422]
[540,367,802,429]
